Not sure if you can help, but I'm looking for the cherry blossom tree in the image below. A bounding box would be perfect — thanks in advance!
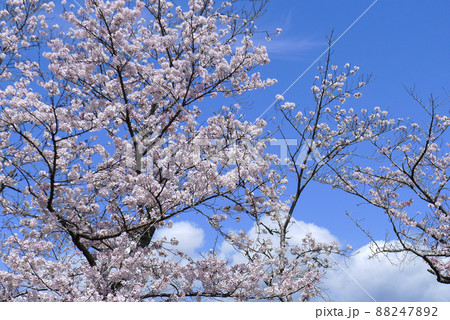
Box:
[319,89,449,284]
[275,39,449,284]
[3,0,446,303]
[0,0,346,301]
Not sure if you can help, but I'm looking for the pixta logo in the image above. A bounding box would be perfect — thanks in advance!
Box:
[124,128,323,174]
[270,138,323,165]
[123,126,167,173]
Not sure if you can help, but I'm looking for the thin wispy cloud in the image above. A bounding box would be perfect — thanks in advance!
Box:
[256,0,379,120]
[265,37,324,60]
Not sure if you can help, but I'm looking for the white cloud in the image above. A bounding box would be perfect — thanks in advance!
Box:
[154,221,204,256]
[219,216,339,264]
[320,243,450,302]
[264,38,324,60]
[286,219,339,245]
